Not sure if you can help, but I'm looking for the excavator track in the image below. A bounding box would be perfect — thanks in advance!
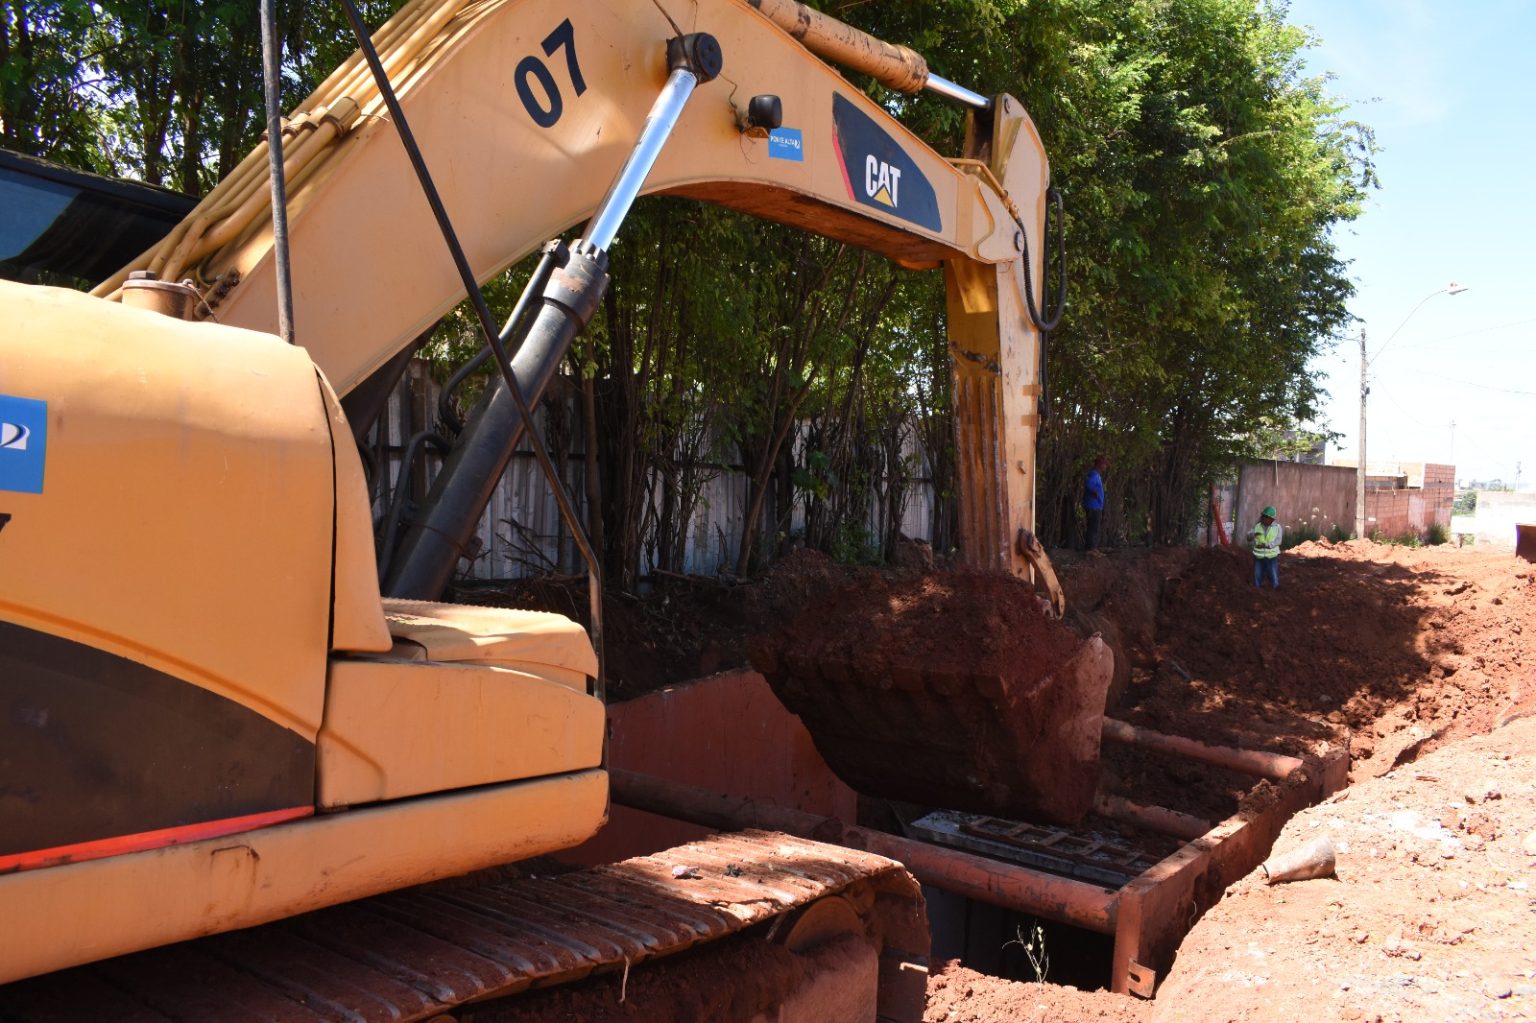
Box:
[0,830,927,1022]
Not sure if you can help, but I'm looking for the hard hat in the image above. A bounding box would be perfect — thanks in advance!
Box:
[1262,506,1277,518]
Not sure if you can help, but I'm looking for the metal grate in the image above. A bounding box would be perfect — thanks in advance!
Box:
[908,810,1161,889]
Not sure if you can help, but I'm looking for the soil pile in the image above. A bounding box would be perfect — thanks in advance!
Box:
[1118,541,1536,779]
[750,566,1113,823]
[460,540,1536,1021]
[1151,715,1536,1023]
[924,959,1151,1022]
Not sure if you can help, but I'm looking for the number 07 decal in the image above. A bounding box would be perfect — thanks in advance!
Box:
[517,19,586,128]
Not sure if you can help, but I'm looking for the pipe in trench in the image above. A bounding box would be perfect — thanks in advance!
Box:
[1101,717,1305,783]
[609,770,1117,934]
[1094,793,1211,843]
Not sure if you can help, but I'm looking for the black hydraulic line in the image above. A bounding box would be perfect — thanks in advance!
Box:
[259,0,296,344]
[1039,328,1051,427]
[386,248,607,600]
[337,0,607,695]
[1034,187,1066,422]
[437,350,494,436]
[377,430,453,578]
[1009,185,1067,333]
[436,242,563,436]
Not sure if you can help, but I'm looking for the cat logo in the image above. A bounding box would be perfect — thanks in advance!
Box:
[831,94,940,232]
[1,422,30,451]
[865,157,902,208]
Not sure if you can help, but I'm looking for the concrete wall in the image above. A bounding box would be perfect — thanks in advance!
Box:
[1472,491,1536,548]
[1235,460,1357,542]
[384,361,935,580]
[1238,460,1455,542]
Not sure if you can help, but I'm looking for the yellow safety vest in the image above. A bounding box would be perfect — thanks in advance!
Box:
[1252,521,1281,559]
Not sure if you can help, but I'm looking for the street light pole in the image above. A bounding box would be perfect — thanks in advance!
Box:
[1357,328,1368,538]
[1355,282,1467,539]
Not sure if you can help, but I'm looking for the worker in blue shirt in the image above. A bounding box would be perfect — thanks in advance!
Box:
[1082,455,1108,551]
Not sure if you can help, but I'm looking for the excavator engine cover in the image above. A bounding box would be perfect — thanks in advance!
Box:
[750,569,1113,824]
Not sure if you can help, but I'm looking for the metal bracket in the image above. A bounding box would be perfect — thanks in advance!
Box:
[1126,960,1156,998]
[1016,528,1066,617]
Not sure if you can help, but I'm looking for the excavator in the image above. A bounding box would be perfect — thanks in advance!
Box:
[0,0,1109,1016]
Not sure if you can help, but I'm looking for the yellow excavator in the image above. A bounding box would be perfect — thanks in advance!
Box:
[0,0,1106,1016]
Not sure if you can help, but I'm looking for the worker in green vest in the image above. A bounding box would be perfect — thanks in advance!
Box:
[1252,506,1282,588]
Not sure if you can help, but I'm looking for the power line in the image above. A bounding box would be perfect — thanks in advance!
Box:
[1388,315,1536,352]
[1373,386,1433,429]
[1434,375,1536,397]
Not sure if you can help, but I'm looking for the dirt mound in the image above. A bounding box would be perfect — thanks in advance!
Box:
[1118,543,1536,780]
[924,960,1150,1023]
[450,549,878,700]
[1152,715,1536,1023]
[459,542,1535,1021]
[750,567,1113,823]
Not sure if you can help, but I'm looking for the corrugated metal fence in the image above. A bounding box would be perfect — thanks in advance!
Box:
[377,362,936,581]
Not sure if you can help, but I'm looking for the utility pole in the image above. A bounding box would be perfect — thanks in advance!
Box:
[1356,328,1367,539]
[1356,282,1468,540]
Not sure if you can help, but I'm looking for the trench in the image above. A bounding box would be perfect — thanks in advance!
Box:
[593,684,1345,1003]
[579,546,1359,1004]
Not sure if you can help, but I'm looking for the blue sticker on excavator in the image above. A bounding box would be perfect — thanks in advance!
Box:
[0,395,47,494]
[831,94,941,232]
[768,127,804,161]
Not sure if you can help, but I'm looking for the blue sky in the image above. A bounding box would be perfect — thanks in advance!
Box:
[1284,0,1534,487]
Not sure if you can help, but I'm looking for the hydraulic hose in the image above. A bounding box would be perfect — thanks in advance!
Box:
[377,430,453,578]
[436,243,564,436]
[1012,185,1066,333]
[951,158,1067,334]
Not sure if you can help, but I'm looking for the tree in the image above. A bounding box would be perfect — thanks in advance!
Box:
[5,0,1375,568]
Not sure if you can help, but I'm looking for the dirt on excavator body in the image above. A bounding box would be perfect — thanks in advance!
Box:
[749,566,1114,824]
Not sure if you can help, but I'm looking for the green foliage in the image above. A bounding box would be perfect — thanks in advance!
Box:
[1328,523,1351,544]
[828,521,881,566]
[1,0,410,192]
[1371,528,1422,548]
[1281,524,1318,550]
[1452,491,1477,515]
[3,0,1376,569]
[1010,0,1372,544]
[1425,522,1450,546]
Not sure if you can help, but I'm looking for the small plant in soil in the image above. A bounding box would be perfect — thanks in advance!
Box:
[1005,922,1050,983]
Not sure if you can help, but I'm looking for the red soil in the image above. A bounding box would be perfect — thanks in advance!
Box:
[750,565,1110,822]
[924,959,1151,1022]
[462,539,1536,1021]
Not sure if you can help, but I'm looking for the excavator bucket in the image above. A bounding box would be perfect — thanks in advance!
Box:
[750,569,1114,825]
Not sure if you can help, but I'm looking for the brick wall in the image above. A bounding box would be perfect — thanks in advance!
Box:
[1363,462,1454,538]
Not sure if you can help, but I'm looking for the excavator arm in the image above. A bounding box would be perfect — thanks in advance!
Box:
[97,0,1059,590]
